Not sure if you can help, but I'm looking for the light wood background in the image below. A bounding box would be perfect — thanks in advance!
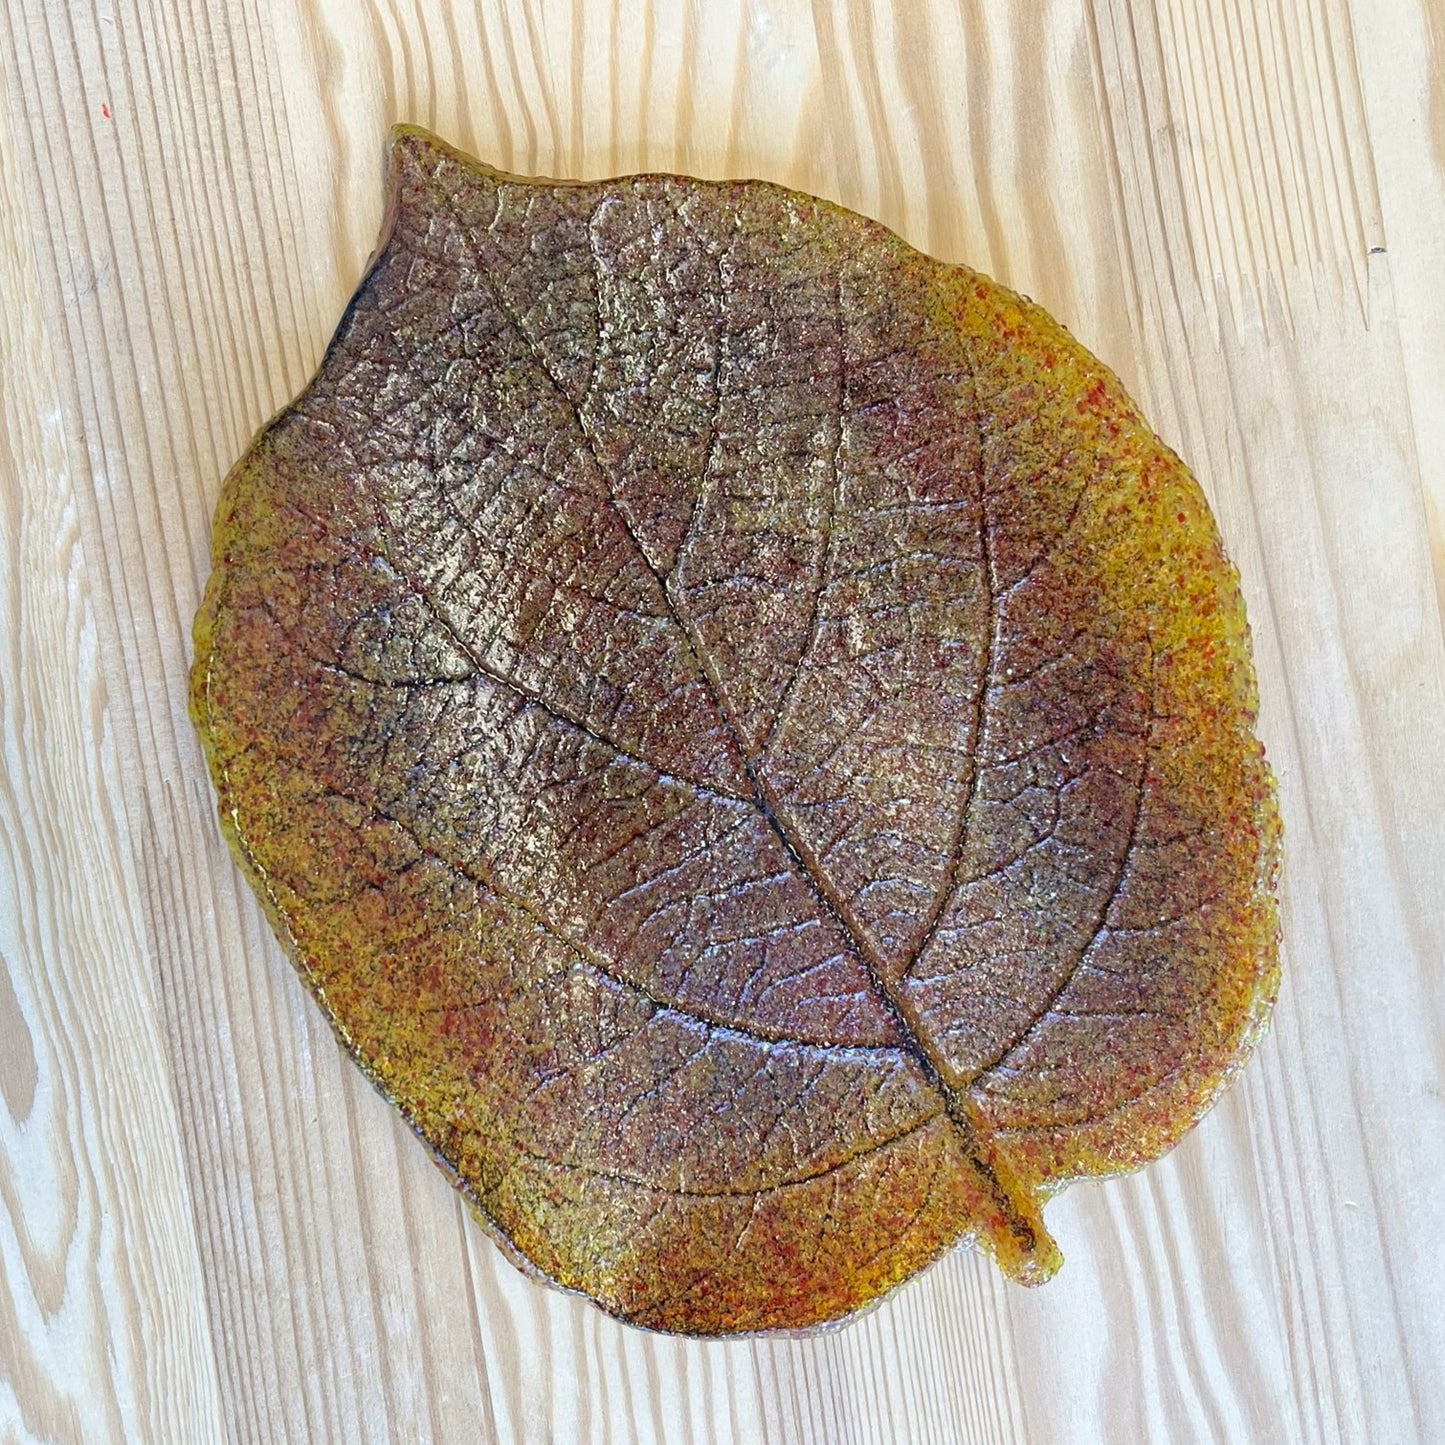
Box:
[2,0,1443,1440]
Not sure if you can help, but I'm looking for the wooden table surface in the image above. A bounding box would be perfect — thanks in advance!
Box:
[2,1,1443,1441]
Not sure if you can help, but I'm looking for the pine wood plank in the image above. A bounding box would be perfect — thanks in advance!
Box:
[0,78,228,1444]
[1,1,1441,1441]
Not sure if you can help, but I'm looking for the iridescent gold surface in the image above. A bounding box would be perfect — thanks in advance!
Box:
[191,126,1280,1335]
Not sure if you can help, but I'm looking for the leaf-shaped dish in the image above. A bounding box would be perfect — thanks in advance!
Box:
[192,126,1280,1335]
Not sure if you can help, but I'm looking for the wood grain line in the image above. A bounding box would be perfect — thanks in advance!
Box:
[1090,0,1382,333]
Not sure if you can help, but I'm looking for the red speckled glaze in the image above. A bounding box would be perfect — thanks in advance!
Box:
[191,126,1280,1335]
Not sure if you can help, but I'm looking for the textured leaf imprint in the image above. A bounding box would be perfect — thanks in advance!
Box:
[191,127,1280,1334]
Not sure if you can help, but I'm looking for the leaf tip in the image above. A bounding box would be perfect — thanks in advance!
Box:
[386,122,456,185]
